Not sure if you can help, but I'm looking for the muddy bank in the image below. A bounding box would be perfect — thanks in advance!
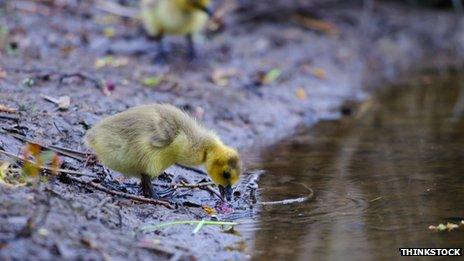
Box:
[1,1,464,260]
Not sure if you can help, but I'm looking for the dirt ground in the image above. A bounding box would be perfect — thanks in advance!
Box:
[1,0,463,260]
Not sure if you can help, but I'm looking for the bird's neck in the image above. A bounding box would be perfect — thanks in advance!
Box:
[199,134,223,164]
[174,131,221,166]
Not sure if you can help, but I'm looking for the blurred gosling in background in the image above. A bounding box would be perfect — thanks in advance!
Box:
[140,0,213,60]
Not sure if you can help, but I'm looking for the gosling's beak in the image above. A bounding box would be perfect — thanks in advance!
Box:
[218,185,233,201]
[194,5,213,17]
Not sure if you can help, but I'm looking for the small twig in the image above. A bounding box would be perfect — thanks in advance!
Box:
[0,114,19,121]
[40,94,60,105]
[259,196,309,206]
[3,66,102,90]
[7,132,87,161]
[64,175,173,209]
[170,181,227,202]
[0,149,97,178]
[369,196,383,203]
[203,185,226,202]
[52,121,65,136]
[0,105,18,113]
[48,144,88,157]
[58,73,101,89]
[175,164,207,176]
[259,186,314,206]
[173,181,214,188]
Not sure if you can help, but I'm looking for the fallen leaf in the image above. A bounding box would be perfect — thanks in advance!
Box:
[22,77,36,87]
[58,96,71,110]
[40,151,56,164]
[437,224,447,231]
[103,27,115,38]
[22,161,39,177]
[41,95,71,110]
[446,222,459,231]
[95,56,112,69]
[293,13,340,36]
[210,68,237,86]
[40,151,61,175]
[0,161,10,184]
[141,76,163,88]
[295,87,307,100]
[94,56,129,69]
[102,80,116,96]
[258,68,281,85]
[38,228,49,236]
[429,222,460,232]
[0,104,17,113]
[202,205,216,215]
[25,143,42,158]
[215,201,234,215]
[21,143,42,177]
[311,67,326,80]
[50,154,61,175]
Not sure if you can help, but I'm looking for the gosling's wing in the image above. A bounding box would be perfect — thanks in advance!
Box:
[91,104,185,150]
[148,117,179,148]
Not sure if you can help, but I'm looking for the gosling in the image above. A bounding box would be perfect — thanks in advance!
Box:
[140,0,212,59]
[84,104,241,201]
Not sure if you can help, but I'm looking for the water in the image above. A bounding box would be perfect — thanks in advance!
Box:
[243,74,464,260]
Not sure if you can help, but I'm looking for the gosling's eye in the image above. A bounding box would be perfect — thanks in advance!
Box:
[223,171,231,179]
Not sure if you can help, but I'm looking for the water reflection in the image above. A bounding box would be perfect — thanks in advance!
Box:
[246,74,464,260]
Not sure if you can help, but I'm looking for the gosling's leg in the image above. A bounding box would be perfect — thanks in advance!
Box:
[140,173,156,199]
[149,34,166,63]
[186,34,196,60]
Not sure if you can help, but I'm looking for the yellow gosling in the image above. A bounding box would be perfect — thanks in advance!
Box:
[84,104,241,200]
[140,0,212,59]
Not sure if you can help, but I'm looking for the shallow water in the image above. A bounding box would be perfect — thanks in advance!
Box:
[243,74,464,260]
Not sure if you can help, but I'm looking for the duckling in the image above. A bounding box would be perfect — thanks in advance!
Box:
[140,0,213,59]
[84,104,241,201]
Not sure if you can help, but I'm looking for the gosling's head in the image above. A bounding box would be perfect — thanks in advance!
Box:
[176,0,212,17]
[205,145,241,201]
